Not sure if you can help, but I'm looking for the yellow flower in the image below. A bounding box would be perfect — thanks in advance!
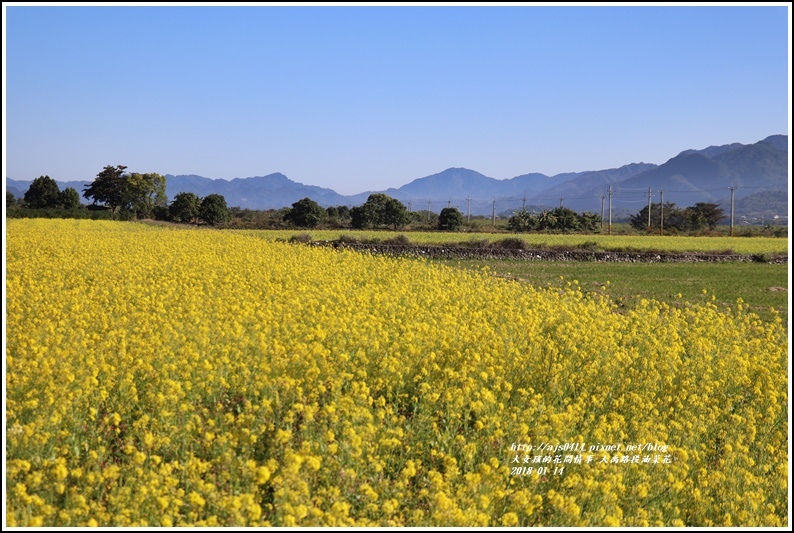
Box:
[501,512,519,526]
[188,492,206,507]
[255,466,271,484]
[5,220,787,528]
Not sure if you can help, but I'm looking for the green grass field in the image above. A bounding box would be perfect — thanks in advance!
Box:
[436,259,789,325]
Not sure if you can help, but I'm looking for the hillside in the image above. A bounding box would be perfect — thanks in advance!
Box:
[6,135,788,219]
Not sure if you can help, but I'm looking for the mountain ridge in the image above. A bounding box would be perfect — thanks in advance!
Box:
[6,134,788,217]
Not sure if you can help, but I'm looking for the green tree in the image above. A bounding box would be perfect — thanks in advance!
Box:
[59,187,82,209]
[350,194,409,230]
[438,207,464,231]
[7,191,19,210]
[578,211,600,232]
[689,202,725,230]
[24,175,62,209]
[83,166,167,217]
[284,197,325,228]
[630,204,654,231]
[83,165,128,211]
[536,210,558,231]
[410,210,438,227]
[362,193,392,227]
[630,202,684,232]
[381,196,409,230]
[127,172,167,218]
[199,194,230,225]
[350,205,372,229]
[550,207,581,231]
[507,209,537,232]
[325,205,351,227]
[169,192,202,223]
[664,206,689,232]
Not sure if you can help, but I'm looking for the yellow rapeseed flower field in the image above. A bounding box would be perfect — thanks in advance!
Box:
[239,229,788,255]
[5,219,788,527]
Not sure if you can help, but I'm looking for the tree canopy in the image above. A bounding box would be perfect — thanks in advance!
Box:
[59,187,82,210]
[169,192,202,223]
[284,197,325,228]
[199,194,231,225]
[350,194,409,230]
[630,202,725,232]
[83,165,167,218]
[24,175,61,209]
[127,172,167,218]
[438,207,463,231]
[507,207,600,233]
[83,165,128,211]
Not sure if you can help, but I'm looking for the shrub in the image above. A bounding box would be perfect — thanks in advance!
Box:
[288,233,313,244]
[578,240,600,251]
[383,234,411,246]
[491,237,526,250]
[459,238,491,248]
[335,234,362,245]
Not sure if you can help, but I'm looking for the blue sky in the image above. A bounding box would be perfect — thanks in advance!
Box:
[3,3,790,195]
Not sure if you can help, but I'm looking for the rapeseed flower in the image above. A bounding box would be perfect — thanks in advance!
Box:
[5,219,787,527]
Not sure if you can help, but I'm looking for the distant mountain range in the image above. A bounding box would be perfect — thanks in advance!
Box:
[6,134,788,219]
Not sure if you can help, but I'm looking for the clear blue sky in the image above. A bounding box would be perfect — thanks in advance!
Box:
[4,3,790,195]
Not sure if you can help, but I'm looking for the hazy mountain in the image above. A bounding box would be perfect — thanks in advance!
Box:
[608,153,732,205]
[678,142,745,159]
[710,139,788,187]
[5,174,350,211]
[758,134,787,151]
[528,163,659,212]
[502,172,570,197]
[6,179,90,202]
[732,190,788,223]
[389,136,787,215]
[564,136,789,214]
[6,135,787,218]
[392,168,501,199]
[6,182,26,199]
[164,173,351,210]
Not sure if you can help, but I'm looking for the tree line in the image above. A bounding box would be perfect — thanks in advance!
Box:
[628,202,724,233]
[6,166,727,234]
[507,207,600,233]
[7,166,233,226]
[280,194,467,231]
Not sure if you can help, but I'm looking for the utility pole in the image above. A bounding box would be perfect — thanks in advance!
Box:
[659,190,665,236]
[408,200,412,213]
[647,187,652,229]
[559,198,564,208]
[427,200,431,224]
[492,200,496,227]
[466,197,471,224]
[600,194,605,232]
[729,185,735,236]
[607,185,613,235]
[447,199,451,209]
